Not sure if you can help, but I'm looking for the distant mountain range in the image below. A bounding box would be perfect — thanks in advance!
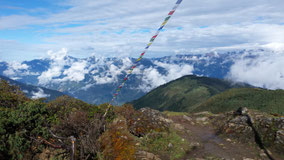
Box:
[0,48,283,104]
[0,75,65,101]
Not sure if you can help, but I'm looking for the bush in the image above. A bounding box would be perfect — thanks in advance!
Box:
[0,100,49,159]
[116,105,169,137]
[46,96,112,159]
[47,95,92,120]
[97,103,116,122]
[0,80,29,108]
[51,110,105,160]
[100,116,136,160]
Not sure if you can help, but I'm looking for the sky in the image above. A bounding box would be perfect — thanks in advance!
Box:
[1,0,284,62]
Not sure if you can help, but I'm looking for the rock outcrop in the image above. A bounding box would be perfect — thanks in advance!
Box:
[213,108,284,155]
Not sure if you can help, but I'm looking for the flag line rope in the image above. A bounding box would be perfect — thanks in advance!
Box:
[103,0,183,117]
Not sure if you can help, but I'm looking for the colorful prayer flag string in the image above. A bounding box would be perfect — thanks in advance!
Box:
[103,0,183,117]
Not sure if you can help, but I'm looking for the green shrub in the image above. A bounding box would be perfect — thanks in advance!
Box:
[47,95,92,120]
[0,80,29,108]
[0,100,49,159]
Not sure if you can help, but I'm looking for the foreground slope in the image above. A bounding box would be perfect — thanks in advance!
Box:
[193,88,284,114]
[1,80,283,159]
[0,75,65,101]
[131,75,248,112]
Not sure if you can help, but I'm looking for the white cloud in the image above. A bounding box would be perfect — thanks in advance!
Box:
[62,60,88,82]
[31,88,50,99]
[38,48,73,84]
[80,83,94,91]
[228,50,284,89]
[38,66,63,84]
[0,15,40,30]
[47,48,68,61]
[2,0,284,62]
[3,61,29,76]
[9,62,28,70]
[137,62,194,91]
[262,43,284,52]
[22,90,29,94]
[38,49,133,85]
[92,57,132,84]
[3,68,16,76]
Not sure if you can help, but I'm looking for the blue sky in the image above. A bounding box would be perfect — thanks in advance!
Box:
[1,0,284,62]
[0,0,66,15]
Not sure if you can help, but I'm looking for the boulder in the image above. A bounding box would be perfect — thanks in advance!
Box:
[183,115,193,122]
[196,117,209,123]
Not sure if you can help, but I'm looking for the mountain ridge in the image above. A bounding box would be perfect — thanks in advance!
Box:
[194,87,284,114]
[131,75,251,112]
[131,74,284,115]
[0,75,66,101]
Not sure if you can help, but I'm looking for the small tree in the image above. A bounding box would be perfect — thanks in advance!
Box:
[0,100,50,159]
[0,80,28,108]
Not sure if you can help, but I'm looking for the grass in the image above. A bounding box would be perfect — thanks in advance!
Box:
[193,88,284,115]
[139,130,191,160]
[163,111,189,117]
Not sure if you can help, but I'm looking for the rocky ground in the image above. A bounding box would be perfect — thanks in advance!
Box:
[160,108,284,160]
[33,107,284,160]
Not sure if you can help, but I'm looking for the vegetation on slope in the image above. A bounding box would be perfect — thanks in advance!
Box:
[0,79,191,159]
[1,77,283,159]
[131,75,248,112]
[0,79,114,159]
[193,88,284,114]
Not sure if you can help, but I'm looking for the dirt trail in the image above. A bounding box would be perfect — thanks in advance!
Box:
[169,116,268,160]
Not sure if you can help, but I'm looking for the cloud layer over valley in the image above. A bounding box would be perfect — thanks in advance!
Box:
[22,49,194,93]
[2,48,284,92]
[1,48,284,104]
[228,50,284,89]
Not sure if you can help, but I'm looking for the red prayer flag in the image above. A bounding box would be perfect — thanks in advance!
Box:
[168,10,175,15]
